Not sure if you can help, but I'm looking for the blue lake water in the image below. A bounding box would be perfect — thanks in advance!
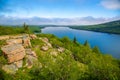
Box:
[42,27,120,59]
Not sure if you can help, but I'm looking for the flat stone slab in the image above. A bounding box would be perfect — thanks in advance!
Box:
[6,39,23,45]
[2,64,18,74]
[1,44,25,63]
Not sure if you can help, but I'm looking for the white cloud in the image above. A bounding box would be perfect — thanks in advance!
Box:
[101,0,120,10]
[0,15,120,25]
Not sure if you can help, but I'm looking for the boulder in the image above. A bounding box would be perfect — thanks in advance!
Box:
[25,49,37,57]
[2,64,18,74]
[25,55,38,68]
[1,44,25,63]
[25,49,38,68]
[43,37,49,42]
[41,46,49,51]
[0,36,9,40]
[9,35,22,39]
[39,37,49,43]
[22,36,31,47]
[14,60,23,68]
[6,35,32,47]
[57,47,65,53]
[9,34,28,39]
[39,37,52,48]
[30,34,37,39]
[6,39,23,45]
[46,43,52,48]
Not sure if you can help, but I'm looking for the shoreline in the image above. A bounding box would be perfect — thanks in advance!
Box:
[69,27,120,35]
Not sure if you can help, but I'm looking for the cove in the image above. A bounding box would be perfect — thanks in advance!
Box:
[42,27,120,59]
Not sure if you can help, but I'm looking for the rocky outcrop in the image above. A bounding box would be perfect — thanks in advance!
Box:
[40,37,49,43]
[2,64,18,74]
[25,55,38,68]
[40,37,52,51]
[0,34,38,74]
[22,36,31,47]
[1,44,25,63]
[57,47,65,53]
[49,47,65,57]
[0,34,31,47]
[46,43,52,48]
[0,35,9,40]
[14,60,23,68]
[9,35,24,39]
[39,37,49,44]
[41,46,49,51]
[25,49,38,68]
[6,39,23,45]
[25,49,37,58]
[0,34,66,74]
[2,60,23,74]
[0,34,29,40]
[30,34,37,39]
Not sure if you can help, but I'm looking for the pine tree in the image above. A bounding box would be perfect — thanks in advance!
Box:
[84,40,90,48]
[73,37,77,44]
[23,22,30,34]
[92,46,100,53]
[23,22,26,29]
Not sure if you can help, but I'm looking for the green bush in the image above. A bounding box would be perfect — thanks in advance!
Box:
[0,33,119,80]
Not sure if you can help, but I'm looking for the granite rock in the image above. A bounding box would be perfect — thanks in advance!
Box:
[1,44,25,63]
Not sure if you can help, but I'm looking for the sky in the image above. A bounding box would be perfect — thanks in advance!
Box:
[0,0,120,25]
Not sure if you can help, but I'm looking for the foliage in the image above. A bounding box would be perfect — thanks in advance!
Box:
[84,40,90,48]
[0,69,13,80]
[92,46,100,53]
[69,20,120,34]
[73,36,77,44]
[0,26,25,35]
[0,40,6,48]
[0,55,7,67]
[0,33,120,80]
[0,40,7,67]
[29,25,41,33]
[23,22,30,34]
[30,51,89,80]
[41,34,120,80]
[0,25,41,35]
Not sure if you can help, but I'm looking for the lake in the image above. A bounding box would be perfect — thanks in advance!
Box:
[42,27,120,59]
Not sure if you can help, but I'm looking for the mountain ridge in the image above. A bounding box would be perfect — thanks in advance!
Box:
[69,20,120,34]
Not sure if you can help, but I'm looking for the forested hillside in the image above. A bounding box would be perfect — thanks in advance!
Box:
[0,33,120,80]
[0,25,120,80]
[70,20,120,34]
[0,24,41,35]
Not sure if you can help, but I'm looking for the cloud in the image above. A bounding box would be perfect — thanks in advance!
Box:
[101,0,120,10]
[0,15,120,25]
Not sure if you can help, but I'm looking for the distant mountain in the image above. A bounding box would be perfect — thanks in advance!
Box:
[0,15,120,25]
[69,20,120,34]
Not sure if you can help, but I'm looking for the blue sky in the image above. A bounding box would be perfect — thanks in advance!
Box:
[0,0,120,18]
[0,0,120,25]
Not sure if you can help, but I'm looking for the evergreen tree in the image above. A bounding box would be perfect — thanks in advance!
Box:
[23,22,26,29]
[73,37,77,44]
[23,22,30,34]
[92,46,100,53]
[84,40,90,48]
